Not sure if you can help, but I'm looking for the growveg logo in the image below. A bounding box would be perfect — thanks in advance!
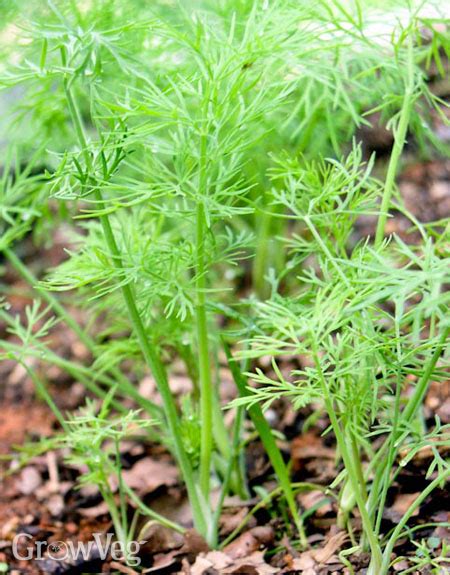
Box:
[12,533,145,567]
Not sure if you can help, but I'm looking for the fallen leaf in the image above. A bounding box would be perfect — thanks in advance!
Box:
[229,551,279,574]
[298,490,332,517]
[189,550,277,575]
[437,398,450,423]
[291,553,316,570]
[223,526,274,559]
[141,529,208,573]
[291,433,336,481]
[190,555,223,575]
[392,492,421,517]
[178,529,210,558]
[291,531,347,572]
[143,551,178,573]
[120,457,178,495]
[0,403,55,455]
[138,523,184,554]
[291,433,336,464]
[312,531,347,563]
[219,506,254,536]
[0,517,19,540]
[197,550,232,571]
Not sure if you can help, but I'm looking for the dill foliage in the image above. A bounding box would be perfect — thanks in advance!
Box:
[0,0,449,571]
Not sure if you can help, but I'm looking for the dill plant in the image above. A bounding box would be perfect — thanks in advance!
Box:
[1,0,308,546]
[0,0,449,570]
[231,25,450,570]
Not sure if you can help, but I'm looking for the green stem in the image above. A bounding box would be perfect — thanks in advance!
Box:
[374,323,404,535]
[124,483,186,534]
[101,486,127,549]
[211,403,245,547]
[24,365,68,429]
[311,343,382,571]
[378,469,450,575]
[253,208,272,299]
[304,215,350,287]
[196,129,214,500]
[3,247,163,421]
[224,340,307,548]
[212,347,233,461]
[375,36,415,248]
[212,394,231,457]
[401,326,449,424]
[307,209,446,559]
[350,436,367,501]
[375,325,448,466]
[1,339,126,413]
[61,68,207,539]
[114,439,129,544]
[94,188,206,537]
[4,247,92,350]
[220,482,319,549]
[354,325,448,536]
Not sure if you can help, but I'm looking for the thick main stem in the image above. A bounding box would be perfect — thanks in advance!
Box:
[94,188,206,536]
[374,36,415,248]
[62,70,207,538]
[196,129,214,501]
[196,210,213,499]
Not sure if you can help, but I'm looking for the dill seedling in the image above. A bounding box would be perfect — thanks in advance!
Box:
[1,1,449,567]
